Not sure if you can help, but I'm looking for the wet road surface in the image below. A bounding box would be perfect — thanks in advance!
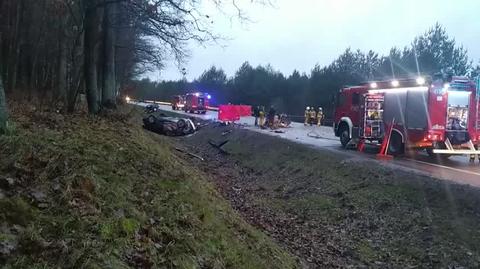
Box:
[135,102,480,188]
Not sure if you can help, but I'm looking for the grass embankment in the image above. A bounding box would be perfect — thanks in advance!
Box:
[185,125,480,268]
[0,108,297,268]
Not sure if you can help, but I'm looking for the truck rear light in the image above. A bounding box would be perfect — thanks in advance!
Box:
[426,133,443,141]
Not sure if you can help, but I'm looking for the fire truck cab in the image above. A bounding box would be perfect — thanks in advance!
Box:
[184,92,211,114]
[172,95,185,110]
[334,76,480,158]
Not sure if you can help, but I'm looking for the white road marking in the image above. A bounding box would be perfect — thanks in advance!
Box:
[404,159,480,177]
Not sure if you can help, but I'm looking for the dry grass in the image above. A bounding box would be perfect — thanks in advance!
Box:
[0,105,297,268]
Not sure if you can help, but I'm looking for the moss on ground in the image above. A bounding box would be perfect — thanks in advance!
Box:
[0,108,298,268]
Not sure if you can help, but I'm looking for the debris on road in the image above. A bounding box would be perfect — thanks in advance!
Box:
[222,130,233,136]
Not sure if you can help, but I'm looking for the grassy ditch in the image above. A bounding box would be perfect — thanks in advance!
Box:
[0,108,297,269]
[183,125,480,268]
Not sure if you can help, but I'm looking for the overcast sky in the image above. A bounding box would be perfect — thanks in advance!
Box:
[151,0,480,81]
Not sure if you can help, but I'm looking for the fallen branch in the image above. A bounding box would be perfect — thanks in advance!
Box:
[208,140,229,155]
[174,147,205,161]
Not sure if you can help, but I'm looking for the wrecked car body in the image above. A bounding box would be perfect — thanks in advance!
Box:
[143,113,197,136]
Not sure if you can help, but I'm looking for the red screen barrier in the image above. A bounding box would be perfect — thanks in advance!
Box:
[218,105,240,122]
[218,105,252,122]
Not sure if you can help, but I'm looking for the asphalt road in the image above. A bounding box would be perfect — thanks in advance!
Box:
[134,102,480,188]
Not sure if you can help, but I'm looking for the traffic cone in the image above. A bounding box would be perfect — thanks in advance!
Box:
[376,121,394,160]
[357,139,366,152]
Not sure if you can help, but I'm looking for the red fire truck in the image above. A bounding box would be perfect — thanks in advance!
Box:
[333,76,480,158]
[171,95,185,110]
[184,92,211,114]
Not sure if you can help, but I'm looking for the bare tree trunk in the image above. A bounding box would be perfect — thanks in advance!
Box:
[7,0,22,94]
[0,76,7,133]
[58,19,68,109]
[102,1,116,109]
[83,0,100,114]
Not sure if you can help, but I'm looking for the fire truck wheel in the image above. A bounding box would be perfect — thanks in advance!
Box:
[339,128,350,148]
[387,132,404,156]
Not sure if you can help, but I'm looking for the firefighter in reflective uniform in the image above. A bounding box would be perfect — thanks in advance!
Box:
[317,107,324,126]
[258,106,265,127]
[309,107,316,126]
[304,107,310,126]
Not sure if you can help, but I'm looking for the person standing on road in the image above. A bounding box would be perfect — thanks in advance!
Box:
[259,106,265,128]
[317,107,324,126]
[253,106,260,126]
[309,107,316,126]
[268,106,276,128]
[304,107,310,126]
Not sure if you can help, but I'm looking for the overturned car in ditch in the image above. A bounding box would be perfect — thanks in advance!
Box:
[143,113,197,136]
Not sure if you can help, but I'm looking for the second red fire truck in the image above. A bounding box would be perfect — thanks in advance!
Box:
[184,92,211,114]
[334,76,480,159]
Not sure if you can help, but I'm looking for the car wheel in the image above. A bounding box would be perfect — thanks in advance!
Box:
[177,119,186,129]
[182,121,193,134]
[147,115,156,124]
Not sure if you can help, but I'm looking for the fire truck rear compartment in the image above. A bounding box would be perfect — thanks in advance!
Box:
[362,94,384,140]
[446,91,470,145]
[362,89,430,143]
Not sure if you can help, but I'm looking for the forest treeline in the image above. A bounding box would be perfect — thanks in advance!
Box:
[0,0,263,133]
[130,24,480,117]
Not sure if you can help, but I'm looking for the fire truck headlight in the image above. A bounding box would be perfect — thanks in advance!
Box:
[416,77,425,85]
[207,94,212,99]
[195,93,200,97]
[391,80,400,87]
[370,82,378,89]
[125,96,131,102]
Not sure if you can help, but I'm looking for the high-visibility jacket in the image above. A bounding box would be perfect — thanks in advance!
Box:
[259,111,265,126]
[317,112,324,125]
[317,112,323,120]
